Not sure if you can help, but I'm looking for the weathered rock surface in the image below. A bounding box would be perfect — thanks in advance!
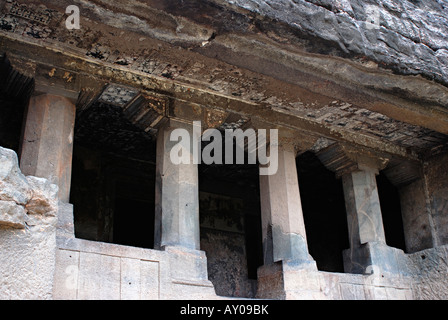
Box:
[223,0,448,85]
[0,147,59,299]
[26,176,58,217]
[0,200,26,229]
[0,146,32,206]
[409,245,448,300]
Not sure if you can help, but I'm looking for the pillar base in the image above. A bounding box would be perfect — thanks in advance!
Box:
[256,259,324,300]
[163,246,216,298]
[343,242,410,277]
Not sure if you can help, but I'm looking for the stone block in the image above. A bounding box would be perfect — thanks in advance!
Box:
[120,257,142,300]
[77,252,121,300]
[285,290,327,300]
[283,266,321,292]
[140,260,160,300]
[120,258,160,300]
[320,272,343,300]
[52,249,80,300]
[164,246,210,282]
[256,261,321,300]
[371,286,388,300]
[343,242,410,277]
[339,283,365,300]
[385,287,407,300]
[169,280,217,300]
[256,263,285,299]
[0,200,27,229]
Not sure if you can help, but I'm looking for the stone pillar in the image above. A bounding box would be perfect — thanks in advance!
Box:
[257,142,321,300]
[342,165,386,247]
[154,119,214,294]
[259,144,315,267]
[20,93,76,203]
[317,143,408,277]
[154,119,200,250]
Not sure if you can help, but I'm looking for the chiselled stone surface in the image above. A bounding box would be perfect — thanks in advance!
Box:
[409,245,448,300]
[0,147,59,300]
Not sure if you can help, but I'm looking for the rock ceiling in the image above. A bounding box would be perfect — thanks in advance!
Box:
[1,0,448,163]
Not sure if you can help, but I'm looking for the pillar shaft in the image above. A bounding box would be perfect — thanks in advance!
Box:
[154,119,200,250]
[259,145,313,265]
[317,143,407,276]
[341,166,403,276]
[20,94,76,203]
[342,167,386,246]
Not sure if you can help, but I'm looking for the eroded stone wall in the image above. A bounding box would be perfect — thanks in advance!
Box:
[0,146,59,299]
[424,153,448,247]
[409,245,448,300]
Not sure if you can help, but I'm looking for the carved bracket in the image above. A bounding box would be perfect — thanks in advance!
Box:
[317,143,390,178]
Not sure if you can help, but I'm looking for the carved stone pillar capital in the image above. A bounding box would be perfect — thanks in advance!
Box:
[272,127,319,156]
[316,143,390,178]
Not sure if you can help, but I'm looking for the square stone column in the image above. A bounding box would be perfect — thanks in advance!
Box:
[154,119,214,292]
[154,119,201,250]
[342,166,386,246]
[259,144,315,266]
[20,93,76,203]
[317,143,408,276]
[257,142,319,299]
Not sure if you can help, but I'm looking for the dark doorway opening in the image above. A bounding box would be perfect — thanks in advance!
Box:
[198,131,263,298]
[376,172,407,252]
[0,55,33,155]
[297,151,349,273]
[113,197,154,249]
[70,101,157,249]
